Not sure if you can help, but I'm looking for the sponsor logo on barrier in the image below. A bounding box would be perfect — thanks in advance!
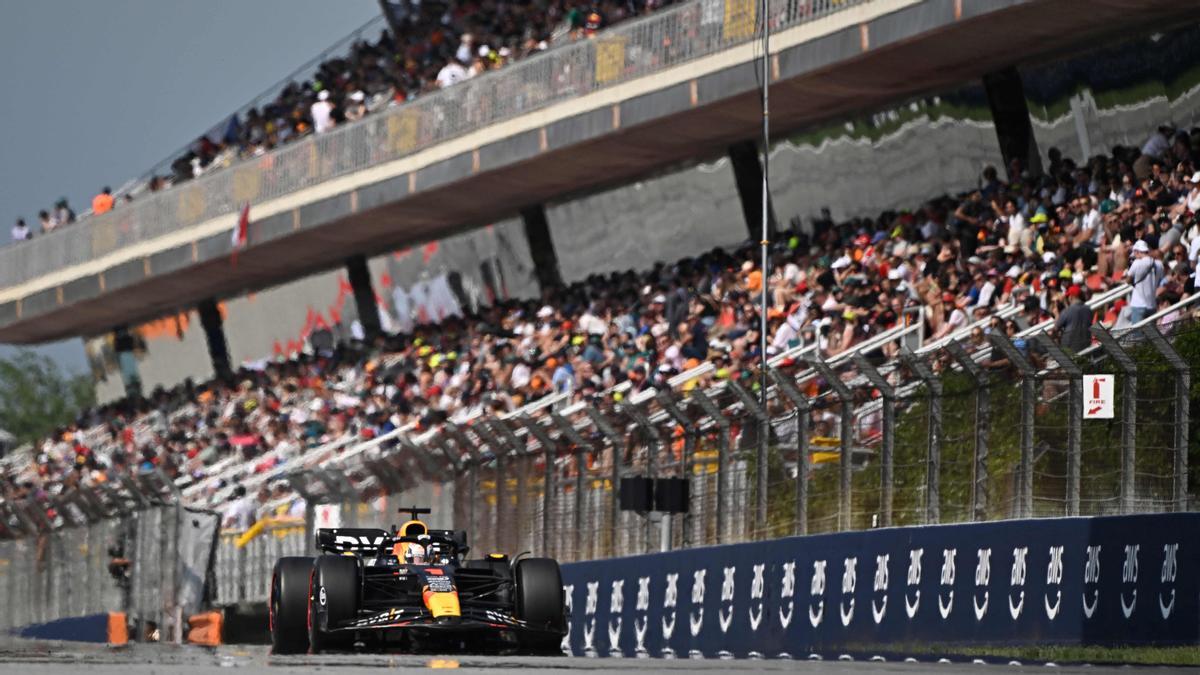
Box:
[809,560,826,628]
[1008,547,1028,620]
[871,554,889,624]
[749,564,765,631]
[634,576,650,656]
[1083,545,1100,618]
[689,569,705,638]
[662,572,678,656]
[1045,546,1064,620]
[562,584,574,653]
[938,549,956,619]
[839,557,857,627]
[779,561,795,629]
[583,581,598,654]
[1121,544,1139,619]
[905,548,923,618]
[688,569,705,657]
[608,579,624,656]
[719,567,736,633]
[973,548,991,620]
[1159,543,1177,619]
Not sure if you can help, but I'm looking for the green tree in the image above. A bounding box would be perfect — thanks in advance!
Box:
[0,350,95,446]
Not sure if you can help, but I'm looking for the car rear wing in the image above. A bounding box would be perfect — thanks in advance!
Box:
[315,528,391,554]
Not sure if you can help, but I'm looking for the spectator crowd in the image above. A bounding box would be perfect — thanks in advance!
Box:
[9,119,1200,526]
[9,1,679,243]
[4,122,1200,529]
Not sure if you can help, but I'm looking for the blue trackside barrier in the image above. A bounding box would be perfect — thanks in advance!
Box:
[559,514,1199,658]
[14,613,122,644]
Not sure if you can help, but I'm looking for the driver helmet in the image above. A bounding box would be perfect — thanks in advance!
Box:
[404,542,427,565]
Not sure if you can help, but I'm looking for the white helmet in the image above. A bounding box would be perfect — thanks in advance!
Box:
[405,542,427,565]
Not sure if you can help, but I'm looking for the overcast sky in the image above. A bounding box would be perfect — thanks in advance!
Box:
[0,0,381,372]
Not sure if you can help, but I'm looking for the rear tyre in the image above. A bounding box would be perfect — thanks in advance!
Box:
[307,554,359,653]
[270,556,313,654]
[513,558,565,655]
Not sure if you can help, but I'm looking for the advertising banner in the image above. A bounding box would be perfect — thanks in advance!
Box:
[560,514,1199,657]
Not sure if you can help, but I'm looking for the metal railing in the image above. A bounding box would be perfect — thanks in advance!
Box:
[264,290,1195,566]
[0,469,218,641]
[0,0,873,290]
[0,289,1194,623]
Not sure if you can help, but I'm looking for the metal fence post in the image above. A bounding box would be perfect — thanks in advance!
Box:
[622,401,663,553]
[655,389,695,548]
[852,354,896,527]
[807,356,855,532]
[900,350,941,525]
[768,368,811,536]
[690,390,730,544]
[944,341,989,521]
[1140,325,1191,511]
[445,426,482,544]
[1090,326,1138,513]
[551,413,592,561]
[1034,333,1083,517]
[987,333,1036,519]
[473,422,511,554]
[583,408,624,558]
[521,416,559,557]
[725,380,768,535]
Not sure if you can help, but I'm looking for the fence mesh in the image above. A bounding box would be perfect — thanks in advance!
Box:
[2,306,1197,636]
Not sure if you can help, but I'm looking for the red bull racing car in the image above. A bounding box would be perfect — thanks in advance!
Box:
[269,507,566,654]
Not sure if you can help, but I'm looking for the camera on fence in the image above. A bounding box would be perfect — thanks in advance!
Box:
[618,476,689,514]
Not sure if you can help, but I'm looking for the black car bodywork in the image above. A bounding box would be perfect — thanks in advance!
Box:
[270,509,566,654]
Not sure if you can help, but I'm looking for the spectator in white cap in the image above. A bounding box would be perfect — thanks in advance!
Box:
[1124,239,1162,324]
[311,90,335,134]
[344,90,367,122]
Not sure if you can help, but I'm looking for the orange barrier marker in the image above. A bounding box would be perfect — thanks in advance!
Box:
[187,611,223,646]
[107,612,129,646]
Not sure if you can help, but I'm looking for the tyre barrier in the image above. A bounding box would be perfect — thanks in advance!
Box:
[559,513,1199,658]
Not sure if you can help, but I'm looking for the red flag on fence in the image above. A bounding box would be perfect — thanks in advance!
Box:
[231,203,250,266]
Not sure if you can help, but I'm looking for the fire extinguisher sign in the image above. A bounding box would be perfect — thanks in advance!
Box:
[1083,374,1114,419]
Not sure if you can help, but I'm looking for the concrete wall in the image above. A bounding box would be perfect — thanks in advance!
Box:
[95,217,539,402]
[546,160,747,283]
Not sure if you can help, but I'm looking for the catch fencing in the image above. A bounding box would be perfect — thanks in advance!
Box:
[269,291,1198,568]
[0,0,871,288]
[0,472,218,641]
[1,292,1195,628]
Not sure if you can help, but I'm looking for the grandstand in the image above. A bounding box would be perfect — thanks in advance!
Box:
[0,0,1199,651]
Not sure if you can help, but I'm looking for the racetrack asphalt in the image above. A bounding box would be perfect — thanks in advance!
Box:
[0,641,1170,673]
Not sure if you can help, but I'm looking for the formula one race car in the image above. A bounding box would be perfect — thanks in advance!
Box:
[269,507,566,655]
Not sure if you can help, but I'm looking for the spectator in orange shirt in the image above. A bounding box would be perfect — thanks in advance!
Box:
[92,187,114,215]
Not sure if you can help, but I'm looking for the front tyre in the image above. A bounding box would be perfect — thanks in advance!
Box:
[270,556,313,654]
[307,554,359,653]
[514,558,566,655]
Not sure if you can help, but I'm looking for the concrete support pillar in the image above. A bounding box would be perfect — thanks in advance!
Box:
[728,140,778,241]
[111,325,143,398]
[519,204,562,292]
[196,299,232,383]
[982,67,1043,180]
[345,254,382,341]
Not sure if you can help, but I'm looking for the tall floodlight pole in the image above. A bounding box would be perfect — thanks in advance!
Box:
[756,0,771,529]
